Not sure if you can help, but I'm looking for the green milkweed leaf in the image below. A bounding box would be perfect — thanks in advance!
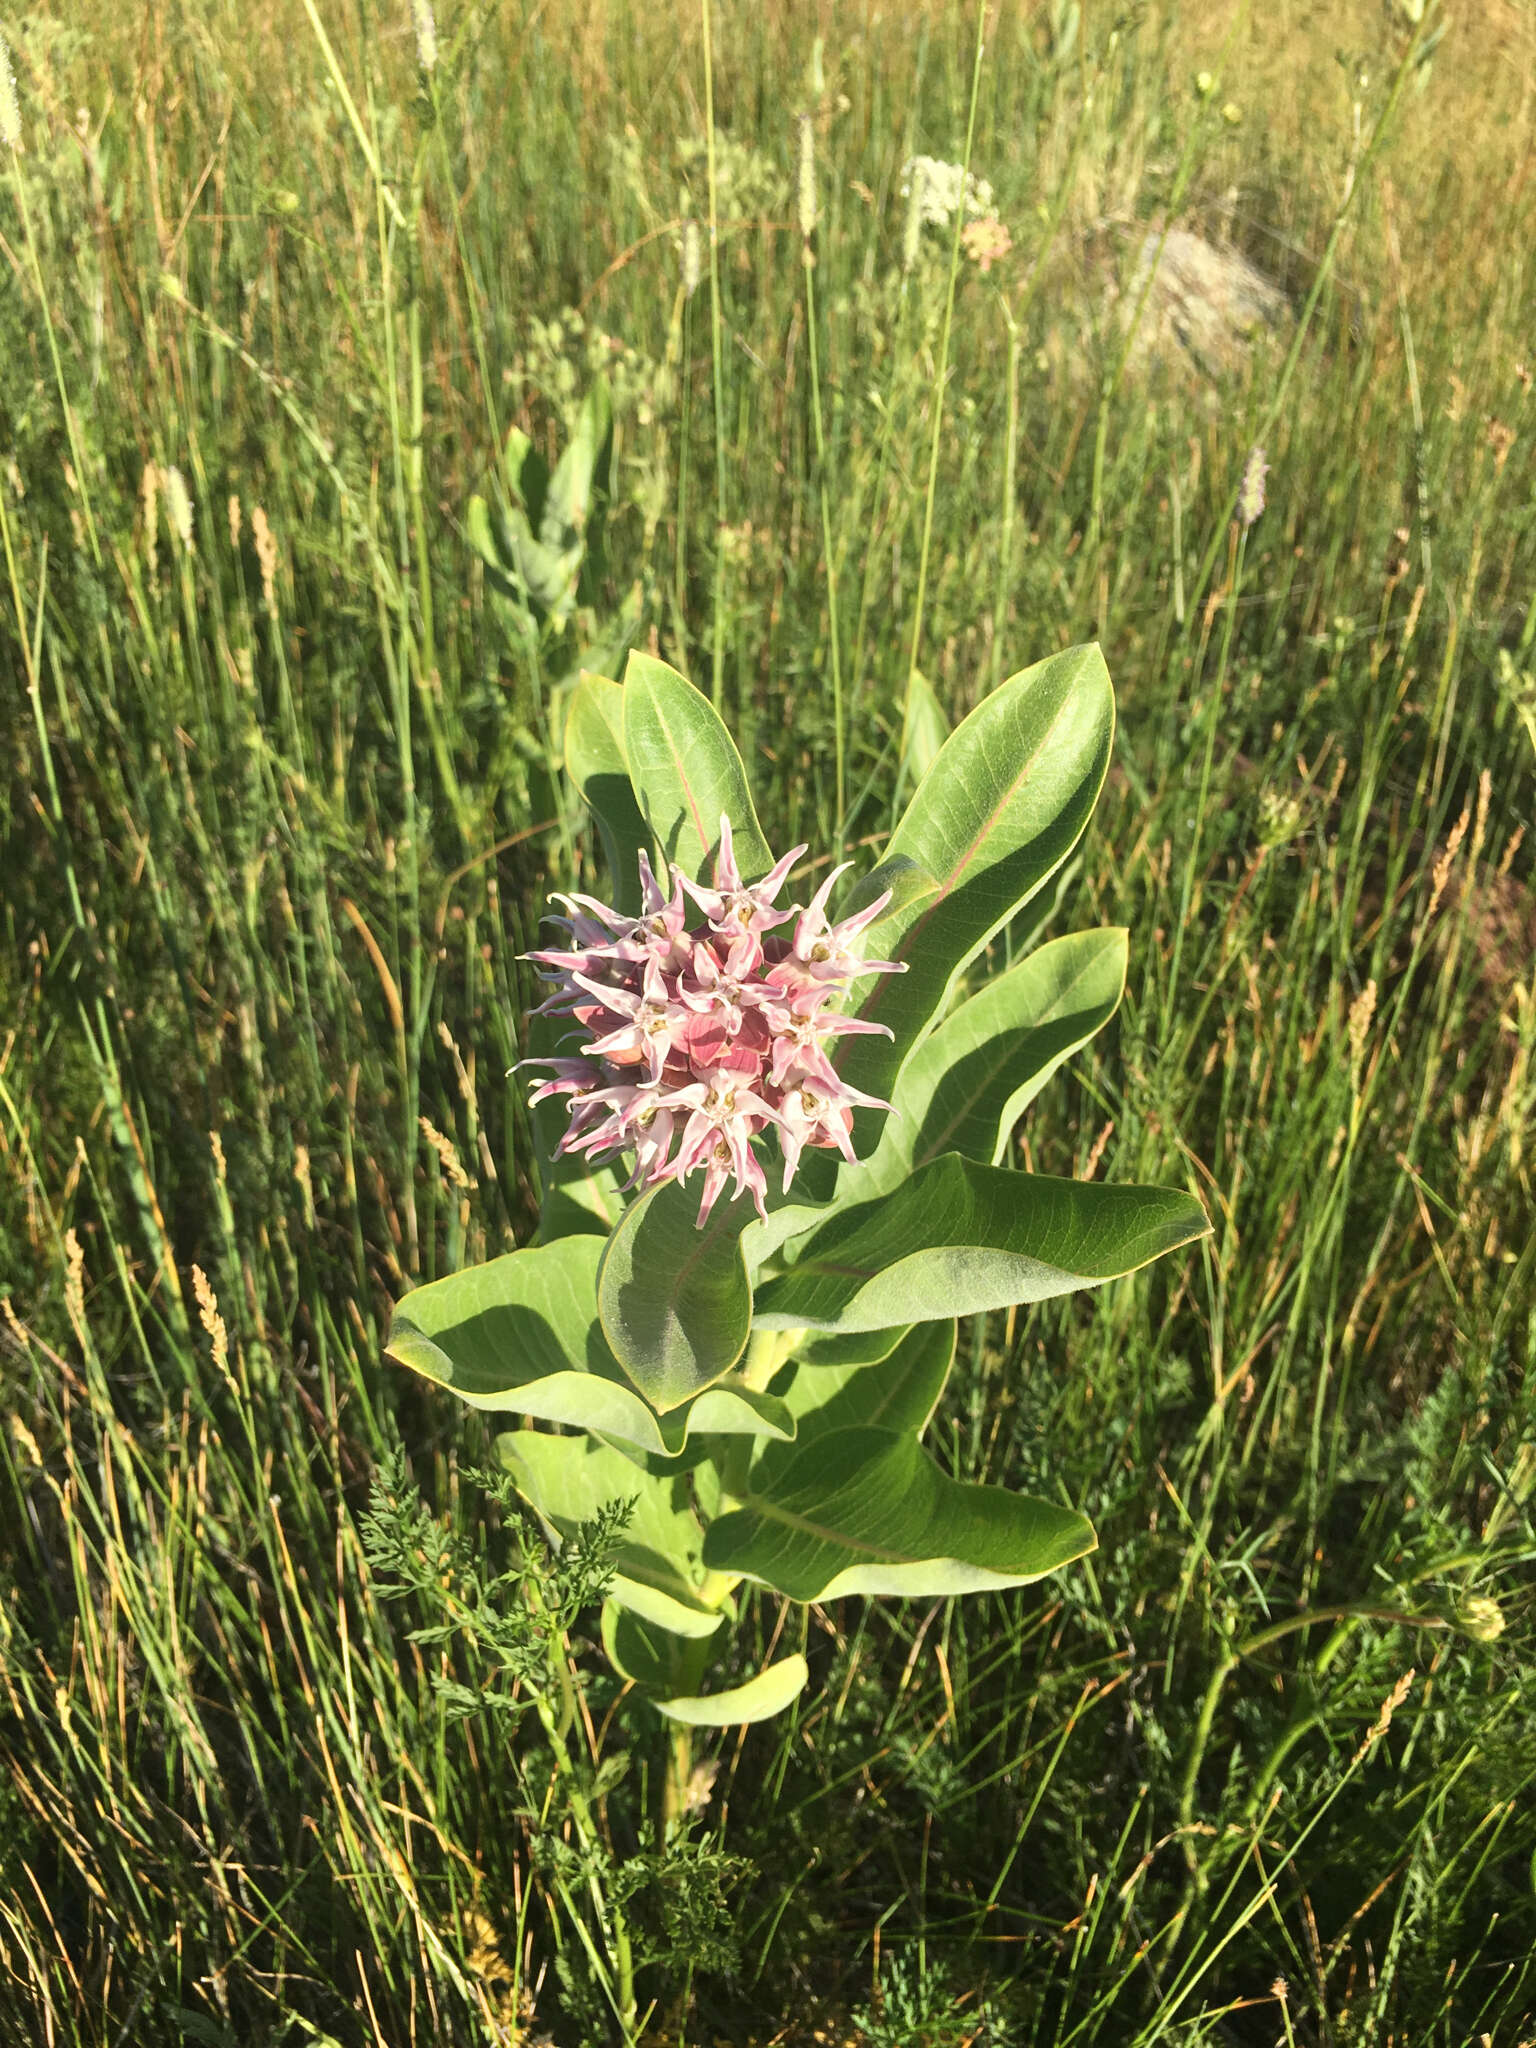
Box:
[792,1325,911,1369]
[754,1323,956,1490]
[540,378,611,558]
[755,1154,1209,1333]
[835,927,1129,1205]
[898,667,949,789]
[651,1654,809,1726]
[564,669,654,914]
[837,643,1115,1115]
[601,1606,808,1722]
[499,1430,722,1638]
[620,652,775,884]
[597,1180,755,1411]
[389,1238,684,1454]
[390,1238,788,1458]
[705,1426,1094,1601]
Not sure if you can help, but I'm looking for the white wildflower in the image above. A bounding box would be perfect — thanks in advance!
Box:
[899,154,993,231]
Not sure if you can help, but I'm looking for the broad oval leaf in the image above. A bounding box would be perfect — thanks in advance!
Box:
[652,1654,809,1726]
[837,643,1115,1112]
[742,1193,836,1276]
[602,1607,807,1722]
[499,1430,721,1637]
[705,1426,1094,1601]
[597,1180,754,1411]
[591,1381,795,1487]
[836,928,1129,1205]
[754,1323,956,1492]
[470,491,575,614]
[602,1603,712,1689]
[620,651,774,884]
[466,493,511,575]
[540,378,611,553]
[898,667,949,788]
[501,424,533,498]
[688,1382,796,1440]
[565,670,654,914]
[388,1238,685,1457]
[534,1161,627,1246]
[792,1325,911,1370]
[839,853,939,931]
[754,1154,1210,1333]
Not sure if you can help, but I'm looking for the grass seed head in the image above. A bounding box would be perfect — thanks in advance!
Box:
[252,504,278,610]
[411,0,438,75]
[141,460,160,584]
[0,30,21,153]
[63,1228,86,1341]
[162,464,194,552]
[1346,977,1377,1080]
[796,112,816,240]
[192,1264,230,1378]
[1352,1667,1415,1764]
[1238,445,1268,527]
[681,217,701,299]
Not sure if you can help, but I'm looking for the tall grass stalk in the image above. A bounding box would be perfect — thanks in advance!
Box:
[798,114,847,841]
[700,0,729,713]
[903,7,987,711]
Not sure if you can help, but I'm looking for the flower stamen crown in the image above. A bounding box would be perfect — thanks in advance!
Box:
[523,816,904,1224]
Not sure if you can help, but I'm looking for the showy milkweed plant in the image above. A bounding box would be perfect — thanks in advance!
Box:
[388,647,1209,1730]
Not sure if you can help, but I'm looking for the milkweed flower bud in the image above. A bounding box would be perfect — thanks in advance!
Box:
[1238,445,1268,528]
[521,817,904,1225]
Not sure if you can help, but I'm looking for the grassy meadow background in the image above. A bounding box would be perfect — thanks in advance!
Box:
[2,0,1535,2039]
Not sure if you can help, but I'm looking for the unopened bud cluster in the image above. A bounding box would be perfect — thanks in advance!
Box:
[524,817,901,1223]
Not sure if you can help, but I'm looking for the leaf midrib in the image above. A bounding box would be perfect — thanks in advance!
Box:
[858,681,1090,1031]
[734,1490,920,1565]
[648,687,714,868]
[908,950,1116,1170]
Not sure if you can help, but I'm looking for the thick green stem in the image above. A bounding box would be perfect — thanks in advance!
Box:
[739,1325,801,1392]
[660,1720,695,1838]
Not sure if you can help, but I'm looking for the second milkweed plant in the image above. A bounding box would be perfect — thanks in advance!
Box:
[389,646,1209,1728]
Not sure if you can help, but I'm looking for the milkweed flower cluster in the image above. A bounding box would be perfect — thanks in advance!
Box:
[523,817,902,1224]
